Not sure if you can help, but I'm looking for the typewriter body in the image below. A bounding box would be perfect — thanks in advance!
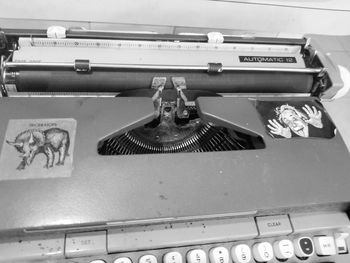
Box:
[0,27,350,263]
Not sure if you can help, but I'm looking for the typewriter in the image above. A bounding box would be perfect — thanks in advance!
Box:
[0,26,350,263]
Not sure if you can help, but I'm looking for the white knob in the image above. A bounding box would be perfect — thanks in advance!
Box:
[187,249,207,263]
[114,258,132,263]
[139,255,157,263]
[231,244,252,263]
[209,247,229,263]
[164,252,183,263]
[252,242,274,262]
[273,240,294,259]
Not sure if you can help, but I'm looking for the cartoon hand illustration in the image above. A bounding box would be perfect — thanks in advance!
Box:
[267,119,292,138]
[302,104,323,128]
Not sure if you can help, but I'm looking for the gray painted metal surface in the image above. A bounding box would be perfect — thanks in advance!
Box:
[0,97,349,232]
[108,217,258,252]
[0,212,349,262]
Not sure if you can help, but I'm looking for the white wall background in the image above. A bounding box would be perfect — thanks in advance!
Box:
[1,0,350,36]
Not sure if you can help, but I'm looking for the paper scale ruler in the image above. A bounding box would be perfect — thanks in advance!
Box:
[13,38,306,68]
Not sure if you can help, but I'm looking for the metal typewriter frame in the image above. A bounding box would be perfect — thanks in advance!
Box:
[0,28,336,99]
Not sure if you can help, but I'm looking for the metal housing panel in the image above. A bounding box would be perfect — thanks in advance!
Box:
[0,97,349,232]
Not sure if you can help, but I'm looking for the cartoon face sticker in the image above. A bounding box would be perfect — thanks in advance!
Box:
[256,101,335,139]
[267,104,323,138]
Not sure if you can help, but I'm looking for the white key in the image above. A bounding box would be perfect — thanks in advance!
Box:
[335,232,349,254]
[115,258,132,263]
[273,240,294,260]
[252,242,274,262]
[164,252,182,263]
[187,249,207,263]
[314,236,336,256]
[209,247,229,263]
[231,244,252,263]
[139,255,157,263]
